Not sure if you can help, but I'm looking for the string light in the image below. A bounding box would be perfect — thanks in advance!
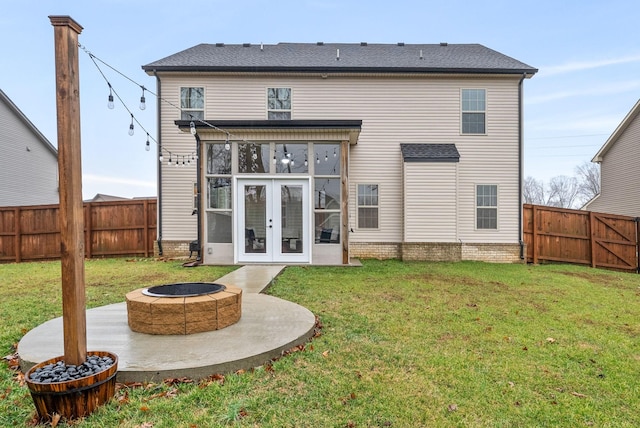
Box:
[325,151,328,162]
[128,114,135,136]
[139,86,146,110]
[190,120,196,135]
[145,133,150,151]
[107,83,114,109]
[333,147,337,157]
[159,153,164,163]
[224,135,230,151]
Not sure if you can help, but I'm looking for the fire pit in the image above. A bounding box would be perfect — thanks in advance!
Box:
[125,282,242,335]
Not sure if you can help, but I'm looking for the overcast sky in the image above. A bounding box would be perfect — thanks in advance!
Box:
[2,0,638,199]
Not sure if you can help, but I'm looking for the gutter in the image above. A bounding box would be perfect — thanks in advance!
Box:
[518,73,526,260]
[154,70,163,256]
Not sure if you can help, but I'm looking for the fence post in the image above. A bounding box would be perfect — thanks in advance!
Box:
[14,207,21,263]
[589,211,596,268]
[84,203,92,259]
[532,204,538,264]
[143,199,150,257]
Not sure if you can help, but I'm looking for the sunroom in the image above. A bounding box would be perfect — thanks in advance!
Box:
[176,120,361,265]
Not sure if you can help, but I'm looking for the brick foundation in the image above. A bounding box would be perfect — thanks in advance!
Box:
[154,240,193,258]
[352,242,524,263]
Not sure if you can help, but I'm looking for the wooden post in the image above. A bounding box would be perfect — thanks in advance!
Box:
[531,205,538,264]
[14,207,21,263]
[50,16,86,366]
[341,140,349,265]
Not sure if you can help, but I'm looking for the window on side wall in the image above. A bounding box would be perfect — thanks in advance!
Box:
[476,184,497,230]
[267,88,291,120]
[357,184,379,229]
[181,87,204,120]
[461,89,486,134]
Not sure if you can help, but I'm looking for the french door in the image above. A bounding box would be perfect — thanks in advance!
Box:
[236,178,310,263]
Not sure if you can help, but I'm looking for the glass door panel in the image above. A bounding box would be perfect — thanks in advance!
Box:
[280,185,303,254]
[244,185,267,254]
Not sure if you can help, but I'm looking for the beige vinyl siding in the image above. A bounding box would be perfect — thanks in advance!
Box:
[0,99,58,206]
[157,73,522,244]
[588,114,640,217]
[403,162,457,242]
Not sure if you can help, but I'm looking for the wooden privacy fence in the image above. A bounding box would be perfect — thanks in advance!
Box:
[523,204,639,273]
[0,199,156,263]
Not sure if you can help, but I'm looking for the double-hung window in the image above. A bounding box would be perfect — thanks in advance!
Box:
[461,89,486,134]
[476,184,497,229]
[267,88,291,119]
[357,184,379,229]
[181,87,204,120]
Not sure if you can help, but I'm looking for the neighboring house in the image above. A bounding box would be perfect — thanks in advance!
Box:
[143,42,537,265]
[585,98,640,217]
[0,89,58,206]
[86,193,130,203]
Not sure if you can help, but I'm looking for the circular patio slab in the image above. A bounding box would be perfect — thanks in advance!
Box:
[18,294,316,383]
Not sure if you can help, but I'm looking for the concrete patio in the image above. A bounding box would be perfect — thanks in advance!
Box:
[18,265,317,383]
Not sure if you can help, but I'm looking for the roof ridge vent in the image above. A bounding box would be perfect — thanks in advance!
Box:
[317,41,324,46]
[440,42,448,47]
[360,42,367,46]
[397,42,405,46]
[215,42,225,47]
[242,43,251,47]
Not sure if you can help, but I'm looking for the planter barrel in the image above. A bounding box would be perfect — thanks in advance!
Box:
[25,351,118,422]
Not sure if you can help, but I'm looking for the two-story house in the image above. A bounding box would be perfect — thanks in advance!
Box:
[143,42,536,265]
[0,89,59,206]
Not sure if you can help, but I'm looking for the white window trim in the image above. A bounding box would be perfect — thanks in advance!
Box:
[180,86,205,120]
[460,88,487,136]
[356,183,380,231]
[267,87,292,120]
[474,183,499,231]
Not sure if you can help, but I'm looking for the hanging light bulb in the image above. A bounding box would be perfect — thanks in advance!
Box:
[304,155,308,167]
[128,114,135,136]
[176,155,180,167]
[316,153,320,164]
[159,153,164,163]
[273,154,277,165]
[139,87,146,110]
[325,151,328,162]
[224,135,230,150]
[251,147,257,160]
[189,121,196,135]
[145,134,150,151]
[168,154,172,166]
[290,159,295,166]
[107,84,114,109]
[333,147,337,157]
[191,153,195,161]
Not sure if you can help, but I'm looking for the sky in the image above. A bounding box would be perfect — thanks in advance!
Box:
[1,0,639,200]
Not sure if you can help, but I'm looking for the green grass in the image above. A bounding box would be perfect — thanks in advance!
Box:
[1,259,639,427]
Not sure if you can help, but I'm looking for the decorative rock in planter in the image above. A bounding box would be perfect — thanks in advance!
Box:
[25,351,118,422]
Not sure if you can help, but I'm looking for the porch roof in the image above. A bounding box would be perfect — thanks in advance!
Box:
[176,119,362,145]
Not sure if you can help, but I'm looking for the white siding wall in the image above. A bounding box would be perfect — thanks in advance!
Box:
[0,100,59,206]
[588,115,640,217]
[157,74,522,244]
[403,162,458,242]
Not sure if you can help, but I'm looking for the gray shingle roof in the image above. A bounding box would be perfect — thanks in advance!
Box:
[143,43,537,75]
[400,144,460,162]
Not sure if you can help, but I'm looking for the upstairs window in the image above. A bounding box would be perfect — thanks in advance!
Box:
[461,89,486,134]
[476,184,498,229]
[268,88,291,119]
[181,87,204,120]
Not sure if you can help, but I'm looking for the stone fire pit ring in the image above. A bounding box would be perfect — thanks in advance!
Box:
[126,283,242,335]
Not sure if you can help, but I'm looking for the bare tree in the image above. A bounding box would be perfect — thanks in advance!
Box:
[548,175,580,208]
[523,176,548,205]
[575,161,600,206]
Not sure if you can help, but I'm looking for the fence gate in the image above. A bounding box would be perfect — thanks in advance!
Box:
[524,204,639,273]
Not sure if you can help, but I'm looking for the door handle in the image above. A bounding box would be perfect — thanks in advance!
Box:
[268,219,273,228]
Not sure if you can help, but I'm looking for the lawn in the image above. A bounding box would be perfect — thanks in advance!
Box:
[1,258,639,427]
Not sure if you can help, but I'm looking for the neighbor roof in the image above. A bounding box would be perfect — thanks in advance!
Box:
[143,43,537,75]
[400,143,460,162]
[591,98,640,163]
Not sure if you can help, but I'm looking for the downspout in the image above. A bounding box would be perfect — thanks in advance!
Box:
[154,70,163,256]
[518,73,526,260]
[194,133,203,261]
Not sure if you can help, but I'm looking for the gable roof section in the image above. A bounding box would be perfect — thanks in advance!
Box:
[592,98,640,162]
[400,143,460,162]
[143,43,537,76]
[0,89,57,157]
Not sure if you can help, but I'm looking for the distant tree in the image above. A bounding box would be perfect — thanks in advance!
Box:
[547,175,580,208]
[523,176,548,205]
[575,161,600,206]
